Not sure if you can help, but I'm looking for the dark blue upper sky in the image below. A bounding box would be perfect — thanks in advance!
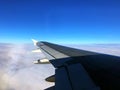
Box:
[0,0,120,44]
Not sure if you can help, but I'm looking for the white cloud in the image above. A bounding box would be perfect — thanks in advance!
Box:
[0,44,54,90]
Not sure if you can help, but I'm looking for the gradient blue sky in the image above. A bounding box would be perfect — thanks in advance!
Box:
[0,0,120,44]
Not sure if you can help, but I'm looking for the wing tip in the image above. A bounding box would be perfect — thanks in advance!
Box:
[32,39,38,46]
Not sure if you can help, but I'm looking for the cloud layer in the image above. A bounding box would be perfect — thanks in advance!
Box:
[0,43,54,90]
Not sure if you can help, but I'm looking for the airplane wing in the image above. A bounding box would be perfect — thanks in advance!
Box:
[32,40,120,90]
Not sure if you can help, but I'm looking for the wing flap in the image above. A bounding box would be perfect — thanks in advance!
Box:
[66,63,100,90]
[55,67,72,90]
[55,63,100,90]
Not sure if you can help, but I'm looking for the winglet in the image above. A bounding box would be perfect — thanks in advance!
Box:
[32,39,38,46]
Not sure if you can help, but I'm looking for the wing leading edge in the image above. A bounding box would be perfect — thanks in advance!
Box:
[33,40,120,90]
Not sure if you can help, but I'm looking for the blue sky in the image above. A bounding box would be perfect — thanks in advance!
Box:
[0,0,120,44]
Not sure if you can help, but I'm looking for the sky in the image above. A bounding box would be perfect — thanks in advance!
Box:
[0,0,120,44]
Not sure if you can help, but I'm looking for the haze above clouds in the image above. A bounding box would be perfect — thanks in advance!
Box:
[0,43,120,90]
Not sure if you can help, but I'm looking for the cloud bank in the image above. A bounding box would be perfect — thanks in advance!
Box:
[0,43,54,90]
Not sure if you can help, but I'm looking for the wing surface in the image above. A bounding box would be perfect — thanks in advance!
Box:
[33,41,120,90]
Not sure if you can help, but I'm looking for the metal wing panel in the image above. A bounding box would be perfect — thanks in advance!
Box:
[35,41,120,90]
[39,42,70,59]
[36,42,98,67]
[39,42,98,57]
